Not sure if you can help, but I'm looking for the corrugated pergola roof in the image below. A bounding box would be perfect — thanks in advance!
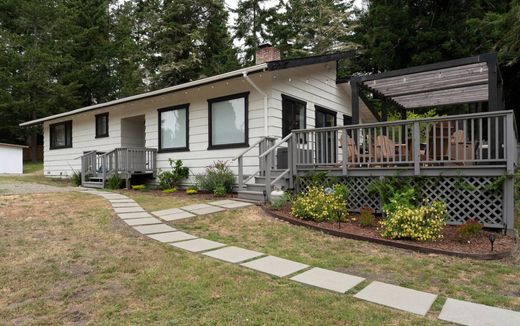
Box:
[347,53,503,123]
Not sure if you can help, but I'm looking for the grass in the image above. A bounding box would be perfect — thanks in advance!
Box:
[174,207,520,314]
[22,161,43,174]
[0,192,436,325]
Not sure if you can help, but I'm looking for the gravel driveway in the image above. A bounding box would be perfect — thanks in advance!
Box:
[0,182,75,195]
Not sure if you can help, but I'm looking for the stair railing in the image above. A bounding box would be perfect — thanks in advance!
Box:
[232,136,276,190]
[258,133,295,202]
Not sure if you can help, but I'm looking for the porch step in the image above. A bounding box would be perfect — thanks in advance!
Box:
[82,181,104,189]
[237,190,265,202]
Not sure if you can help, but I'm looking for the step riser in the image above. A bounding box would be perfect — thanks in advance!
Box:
[237,191,265,202]
[82,182,104,189]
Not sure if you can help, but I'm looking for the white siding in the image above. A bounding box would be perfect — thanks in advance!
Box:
[0,146,24,174]
[41,61,372,179]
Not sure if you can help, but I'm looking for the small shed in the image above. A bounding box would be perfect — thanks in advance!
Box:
[0,143,28,174]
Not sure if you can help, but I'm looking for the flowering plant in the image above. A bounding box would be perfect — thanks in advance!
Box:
[291,185,348,222]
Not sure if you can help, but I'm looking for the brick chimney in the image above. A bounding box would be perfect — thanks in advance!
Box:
[255,43,281,64]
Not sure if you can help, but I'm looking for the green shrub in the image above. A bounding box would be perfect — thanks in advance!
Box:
[359,205,375,227]
[271,192,291,210]
[213,185,226,197]
[196,160,235,193]
[456,219,483,241]
[162,188,177,193]
[158,159,189,190]
[382,186,417,214]
[291,185,348,222]
[380,201,447,241]
[132,184,145,191]
[71,170,82,186]
[106,174,123,189]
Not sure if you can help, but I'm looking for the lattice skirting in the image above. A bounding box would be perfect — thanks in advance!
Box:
[295,176,505,228]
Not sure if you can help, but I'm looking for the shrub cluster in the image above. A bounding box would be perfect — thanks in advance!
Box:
[196,161,235,195]
[380,200,447,241]
[456,218,483,241]
[291,185,348,222]
[359,205,375,227]
[158,159,189,190]
[131,184,145,191]
[106,174,123,189]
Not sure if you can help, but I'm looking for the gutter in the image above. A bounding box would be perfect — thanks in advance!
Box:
[243,71,269,137]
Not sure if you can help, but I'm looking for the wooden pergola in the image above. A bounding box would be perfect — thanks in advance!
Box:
[347,53,504,124]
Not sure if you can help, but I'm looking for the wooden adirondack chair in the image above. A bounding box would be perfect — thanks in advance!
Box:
[450,130,474,165]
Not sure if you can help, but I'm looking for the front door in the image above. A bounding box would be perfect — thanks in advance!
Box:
[315,106,337,164]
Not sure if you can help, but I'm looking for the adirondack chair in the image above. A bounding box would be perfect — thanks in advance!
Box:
[450,130,474,165]
[339,134,358,163]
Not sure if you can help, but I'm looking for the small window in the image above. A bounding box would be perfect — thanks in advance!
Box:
[208,92,249,149]
[158,104,189,152]
[95,113,109,138]
[343,115,352,126]
[50,121,72,150]
[282,95,306,137]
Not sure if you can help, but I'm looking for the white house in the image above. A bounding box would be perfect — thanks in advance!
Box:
[20,47,375,196]
[0,143,27,174]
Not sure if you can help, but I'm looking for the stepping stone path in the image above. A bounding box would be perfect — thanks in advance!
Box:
[290,267,365,294]
[354,281,437,316]
[240,255,309,277]
[77,187,520,324]
[439,298,520,326]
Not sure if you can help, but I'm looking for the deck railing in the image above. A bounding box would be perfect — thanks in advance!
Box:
[291,110,517,176]
[80,147,157,186]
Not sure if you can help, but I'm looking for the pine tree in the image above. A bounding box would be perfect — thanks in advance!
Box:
[233,0,270,65]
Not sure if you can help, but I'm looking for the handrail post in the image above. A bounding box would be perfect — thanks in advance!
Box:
[341,129,348,176]
[238,156,244,190]
[506,112,516,175]
[413,120,421,175]
[288,134,296,189]
[265,154,271,203]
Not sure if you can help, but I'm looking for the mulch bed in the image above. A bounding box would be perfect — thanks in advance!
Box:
[264,205,517,260]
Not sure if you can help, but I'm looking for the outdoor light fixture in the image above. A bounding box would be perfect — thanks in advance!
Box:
[488,233,496,252]
[337,210,342,229]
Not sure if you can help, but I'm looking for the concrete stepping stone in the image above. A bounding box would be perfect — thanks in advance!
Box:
[111,202,140,208]
[189,206,226,215]
[170,238,226,252]
[152,208,185,216]
[290,267,365,293]
[147,231,196,243]
[160,211,196,221]
[439,298,520,326]
[210,200,253,209]
[123,217,162,226]
[240,255,309,277]
[109,199,136,203]
[354,281,437,316]
[118,212,152,219]
[100,194,128,199]
[114,206,145,213]
[133,224,177,235]
[203,246,264,263]
[180,203,214,211]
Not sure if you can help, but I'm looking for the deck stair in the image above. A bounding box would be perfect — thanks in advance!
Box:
[237,169,290,202]
[80,147,157,189]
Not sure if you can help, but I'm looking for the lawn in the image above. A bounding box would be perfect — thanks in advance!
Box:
[0,192,436,325]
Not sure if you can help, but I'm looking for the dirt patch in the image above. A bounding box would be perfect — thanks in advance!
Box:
[117,188,237,200]
[266,206,515,258]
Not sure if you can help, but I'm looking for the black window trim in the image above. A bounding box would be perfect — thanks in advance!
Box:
[343,114,353,126]
[49,120,72,150]
[207,92,249,150]
[95,112,109,138]
[158,103,190,153]
[281,94,307,139]
[314,105,338,127]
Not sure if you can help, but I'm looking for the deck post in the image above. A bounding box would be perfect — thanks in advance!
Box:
[341,129,348,176]
[264,154,271,203]
[506,113,515,175]
[413,120,420,175]
[504,176,515,233]
[238,156,244,190]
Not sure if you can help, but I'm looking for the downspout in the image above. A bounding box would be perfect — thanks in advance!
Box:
[243,71,268,137]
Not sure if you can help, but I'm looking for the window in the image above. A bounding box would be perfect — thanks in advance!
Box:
[158,104,189,152]
[343,115,352,126]
[50,121,72,150]
[315,106,337,128]
[282,95,306,137]
[208,92,249,149]
[95,113,109,138]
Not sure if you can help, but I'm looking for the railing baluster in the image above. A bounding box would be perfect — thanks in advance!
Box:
[479,118,483,160]
[471,119,475,161]
[495,116,499,160]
